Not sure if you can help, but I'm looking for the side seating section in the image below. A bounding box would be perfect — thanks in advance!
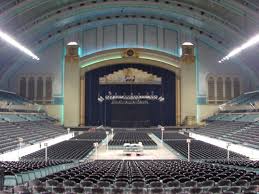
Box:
[0,120,66,154]
[163,140,247,160]
[193,120,259,149]
[153,132,246,160]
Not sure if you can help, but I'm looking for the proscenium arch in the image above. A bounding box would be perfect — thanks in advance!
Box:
[80,48,181,76]
[79,48,182,126]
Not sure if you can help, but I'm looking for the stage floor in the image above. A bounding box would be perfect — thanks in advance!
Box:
[89,134,179,160]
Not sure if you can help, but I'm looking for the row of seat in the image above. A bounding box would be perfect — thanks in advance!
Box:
[1,160,72,176]
[0,120,65,154]
[152,132,189,140]
[207,113,259,122]
[193,120,259,149]
[21,140,98,161]
[163,140,247,160]
[108,132,156,146]
[8,160,259,194]
[204,160,259,169]
[72,132,106,141]
[0,91,31,105]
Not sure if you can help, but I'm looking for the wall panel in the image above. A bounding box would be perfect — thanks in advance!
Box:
[103,25,117,50]
[143,25,158,49]
[123,24,137,47]
[83,28,97,55]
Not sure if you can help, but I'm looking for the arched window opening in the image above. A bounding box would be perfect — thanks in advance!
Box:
[28,77,35,100]
[217,77,223,104]
[234,78,240,98]
[20,77,27,98]
[208,76,215,104]
[46,77,52,102]
[37,77,43,102]
[225,77,232,100]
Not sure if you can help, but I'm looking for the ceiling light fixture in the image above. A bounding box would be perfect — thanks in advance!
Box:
[0,29,40,60]
[219,33,259,63]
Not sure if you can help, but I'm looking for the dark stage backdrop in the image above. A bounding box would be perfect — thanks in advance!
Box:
[111,104,151,128]
[85,64,176,127]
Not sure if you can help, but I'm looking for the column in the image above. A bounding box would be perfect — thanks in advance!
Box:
[80,75,85,126]
[180,42,196,125]
[64,42,80,127]
[176,75,181,126]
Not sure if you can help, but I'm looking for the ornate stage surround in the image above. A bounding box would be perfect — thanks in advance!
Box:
[64,46,196,127]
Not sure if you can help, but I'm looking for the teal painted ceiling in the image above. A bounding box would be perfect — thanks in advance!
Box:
[0,0,259,81]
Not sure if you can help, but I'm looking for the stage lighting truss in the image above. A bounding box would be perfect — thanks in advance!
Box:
[98,94,165,103]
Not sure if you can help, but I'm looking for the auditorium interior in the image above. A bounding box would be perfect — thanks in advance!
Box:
[1,0,259,193]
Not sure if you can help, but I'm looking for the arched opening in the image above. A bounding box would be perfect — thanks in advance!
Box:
[19,77,27,98]
[46,77,52,103]
[217,77,223,104]
[207,76,215,104]
[225,77,232,100]
[85,64,176,127]
[37,77,44,102]
[233,78,240,98]
[28,77,35,100]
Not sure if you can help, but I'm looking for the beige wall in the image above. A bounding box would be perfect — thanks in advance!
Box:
[181,62,196,123]
[43,105,63,123]
[198,104,219,122]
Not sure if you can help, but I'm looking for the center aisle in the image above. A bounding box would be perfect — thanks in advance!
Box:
[89,133,179,160]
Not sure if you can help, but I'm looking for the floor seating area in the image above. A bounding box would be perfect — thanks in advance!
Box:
[108,132,157,147]
[193,121,259,149]
[8,160,259,194]
[22,132,107,161]
[163,140,247,160]
[21,140,97,161]
[0,121,65,154]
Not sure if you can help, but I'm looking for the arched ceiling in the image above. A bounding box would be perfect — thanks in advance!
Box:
[0,0,259,81]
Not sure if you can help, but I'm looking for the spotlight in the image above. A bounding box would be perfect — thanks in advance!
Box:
[219,33,259,63]
[0,29,40,60]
